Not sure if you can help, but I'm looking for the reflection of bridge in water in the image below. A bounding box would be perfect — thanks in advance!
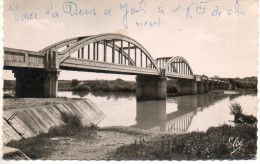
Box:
[131,93,240,133]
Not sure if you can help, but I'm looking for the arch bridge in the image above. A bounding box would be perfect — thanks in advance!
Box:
[3,33,229,99]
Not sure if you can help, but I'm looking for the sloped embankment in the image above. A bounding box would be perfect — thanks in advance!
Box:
[3,98,105,145]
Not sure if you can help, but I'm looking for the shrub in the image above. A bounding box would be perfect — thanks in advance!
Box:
[229,102,242,116]
[229,102,257,124]
[71,79,80,87]
[60,112,83,129]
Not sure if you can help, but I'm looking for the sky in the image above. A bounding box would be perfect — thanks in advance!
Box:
[2,0,259,80]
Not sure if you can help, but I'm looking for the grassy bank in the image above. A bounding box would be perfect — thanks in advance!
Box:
[6,124,257,160]
[108,124,257,160]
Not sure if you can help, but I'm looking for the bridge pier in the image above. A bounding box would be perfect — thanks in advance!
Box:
[197,81,204,94]
[11,50,60,98]
[136,75,167,101]
[226,83,230,90]
[44,70,60,98]
[177,79,197,95]
[220,82,224,90]
[209,81,214,90]
[214,81,219,90]
[13,68,46,98]
[203,81,209,93]
[12,68,59,98]
[229,81,235,90]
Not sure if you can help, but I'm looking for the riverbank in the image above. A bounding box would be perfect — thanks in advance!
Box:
[6,124,257,160]
[3,95,257,160]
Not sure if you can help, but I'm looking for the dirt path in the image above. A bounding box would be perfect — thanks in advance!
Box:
[47,130,140,160]
[6,126,165,160]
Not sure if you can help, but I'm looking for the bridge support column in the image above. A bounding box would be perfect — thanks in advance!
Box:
[225,83,229,90]
[203,81,209,93]
[44,70,60,98]
[212,82,216,90]
[229,81,235,90]
[219,82,223,90]
[177,79,197,95]
[221,82,225,90]
[13,68,46,98]
[197,81,204,94]
[209,81,215,90]
[136,75,166,101]
[220,82,223,90]
[214,81,219,90]
[226,83,230,90]
[12,68,60,98]
[192,81,197,94]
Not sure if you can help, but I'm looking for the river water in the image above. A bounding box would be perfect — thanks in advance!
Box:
[58,91,257,133]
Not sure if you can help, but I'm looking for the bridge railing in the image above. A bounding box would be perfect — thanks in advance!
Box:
[4,47,45,69]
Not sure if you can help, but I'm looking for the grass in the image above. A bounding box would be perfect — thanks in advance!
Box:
[6,123,257,160]
[108,124,257,160]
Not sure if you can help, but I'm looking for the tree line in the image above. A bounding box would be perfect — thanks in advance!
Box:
[4,76,257,93]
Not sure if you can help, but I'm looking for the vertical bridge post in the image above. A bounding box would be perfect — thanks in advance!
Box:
[44,49,60,98]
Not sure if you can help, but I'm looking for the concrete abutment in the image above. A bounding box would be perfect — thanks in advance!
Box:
[13,68,59,98]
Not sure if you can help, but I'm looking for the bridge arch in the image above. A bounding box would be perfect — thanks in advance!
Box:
[40,36,89,53]
[41,33,160,75]
[156,56,194,78]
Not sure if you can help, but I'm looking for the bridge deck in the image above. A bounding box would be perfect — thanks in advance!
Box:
[166,72,194,79]
[4,48,45,69]
[61,58,159,75]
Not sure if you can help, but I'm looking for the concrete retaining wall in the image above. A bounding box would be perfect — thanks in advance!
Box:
[2,99,105,145]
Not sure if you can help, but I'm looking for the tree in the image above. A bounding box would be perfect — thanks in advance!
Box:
[71,79,80,87]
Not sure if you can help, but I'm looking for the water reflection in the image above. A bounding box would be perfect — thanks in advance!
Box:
[132,100,167,131]
[59,91,256,133]
[132,93,233,133]
[72,91,90,97]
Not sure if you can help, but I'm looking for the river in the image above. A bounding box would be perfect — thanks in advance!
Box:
[58,91,257,133]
